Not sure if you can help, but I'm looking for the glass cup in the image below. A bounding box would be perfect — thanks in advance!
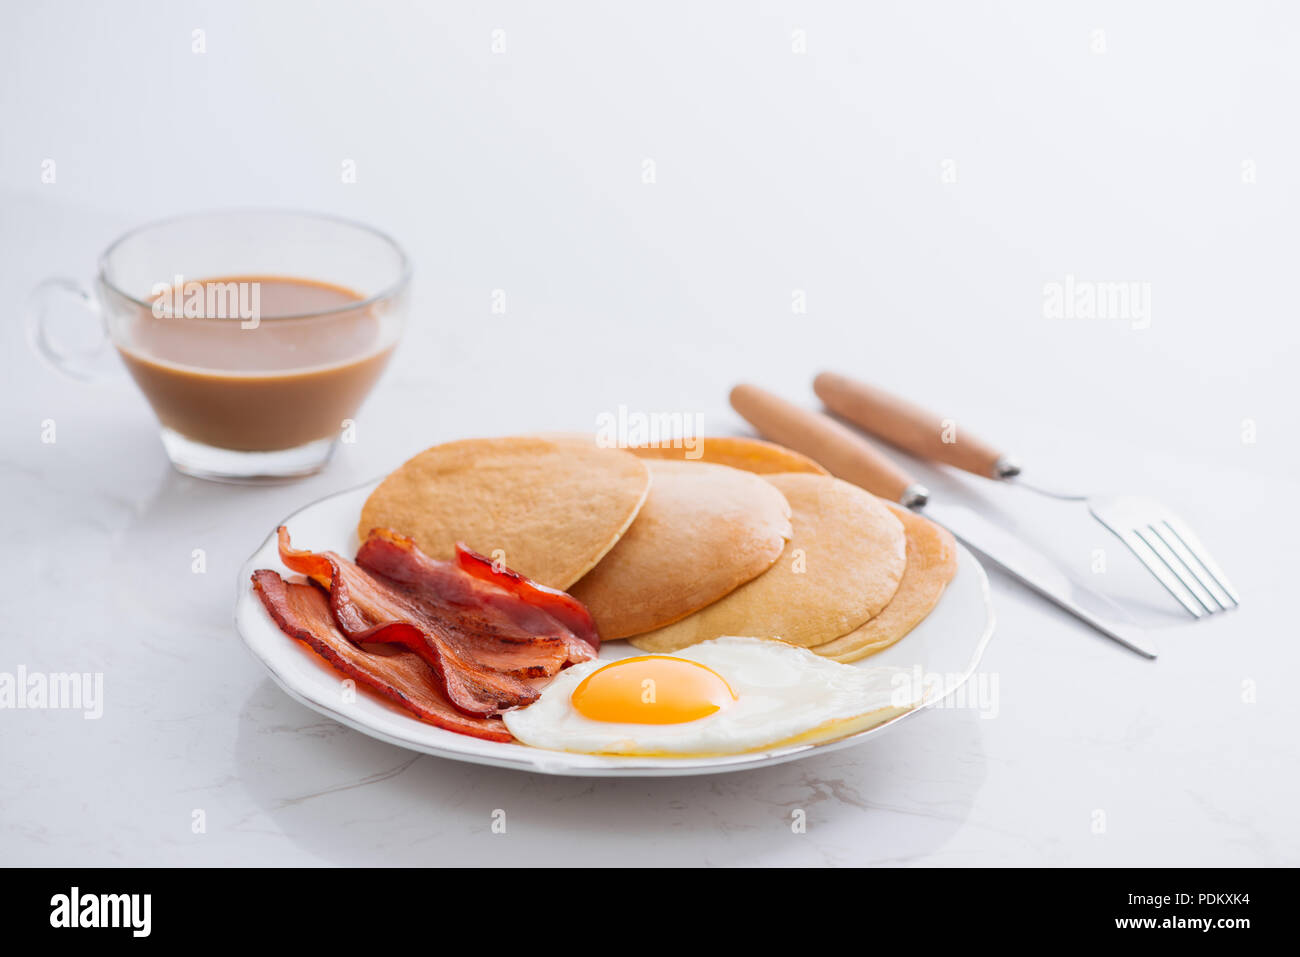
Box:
[27,210,410,482]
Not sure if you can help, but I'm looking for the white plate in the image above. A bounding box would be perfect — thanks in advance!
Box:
[235,480,995,776]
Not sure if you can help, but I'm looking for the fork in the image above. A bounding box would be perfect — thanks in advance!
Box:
[813,372,1240,618]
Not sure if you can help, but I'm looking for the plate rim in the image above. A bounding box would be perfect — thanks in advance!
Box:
[234,477,997,777]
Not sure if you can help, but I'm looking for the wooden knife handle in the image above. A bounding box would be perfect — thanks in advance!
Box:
[813,371,1014,479]
[730,383,924,504]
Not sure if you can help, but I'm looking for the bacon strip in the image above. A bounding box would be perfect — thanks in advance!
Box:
[453,541,600,653]
[251,570,511,742]
[355,528,599,672]
[276,527,336,590]
[267,527,599,719]
[276,529,541,714]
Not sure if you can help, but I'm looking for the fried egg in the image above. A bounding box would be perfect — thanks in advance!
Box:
[502,636,920,756]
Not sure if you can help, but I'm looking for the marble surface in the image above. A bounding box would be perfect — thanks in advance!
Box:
[2,2,1297,866]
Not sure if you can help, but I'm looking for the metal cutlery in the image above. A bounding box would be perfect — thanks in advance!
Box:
[812,372,1239,619]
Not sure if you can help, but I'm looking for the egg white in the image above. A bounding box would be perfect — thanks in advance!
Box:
[502,636,921,756]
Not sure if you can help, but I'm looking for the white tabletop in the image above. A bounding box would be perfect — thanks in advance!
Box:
[2,2,1296,866]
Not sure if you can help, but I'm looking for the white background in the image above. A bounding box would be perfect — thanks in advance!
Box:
[1,1,1296,865]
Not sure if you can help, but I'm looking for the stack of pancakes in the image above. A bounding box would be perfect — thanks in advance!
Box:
[358,434,956,662]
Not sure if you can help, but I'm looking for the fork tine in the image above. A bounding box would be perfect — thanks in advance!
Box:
[1136,526,1222,613]
[1150,521,1235,610]
[1160,516,1241,606]
[1116,528,1205,617]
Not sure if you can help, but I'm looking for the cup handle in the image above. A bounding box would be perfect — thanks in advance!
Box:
[26,277,112,381]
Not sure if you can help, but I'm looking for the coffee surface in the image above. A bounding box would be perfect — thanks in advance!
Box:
[116,276,395,451]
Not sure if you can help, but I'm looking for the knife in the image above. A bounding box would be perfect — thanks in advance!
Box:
[729,383,1158,659]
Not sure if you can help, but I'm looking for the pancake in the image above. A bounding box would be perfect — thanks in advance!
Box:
[629,436,828,475]
[812,503,958,662]
[569,460,793,639]
[358,436,651,589]
[628,472,906,651]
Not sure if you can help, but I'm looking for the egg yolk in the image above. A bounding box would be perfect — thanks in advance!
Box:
[571,656,737,724]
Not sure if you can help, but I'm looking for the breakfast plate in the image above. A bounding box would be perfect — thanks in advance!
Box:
[235,478,995,777]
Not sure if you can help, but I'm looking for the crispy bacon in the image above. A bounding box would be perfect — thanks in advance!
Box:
[355,528,599,669]
[453,541,600,653]
[276,527,336,590]
[275,529,541,714]
[251,570,512,742]
[260,527,599,723]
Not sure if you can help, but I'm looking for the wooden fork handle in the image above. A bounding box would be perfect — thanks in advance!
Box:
[813,371,1016,479]
[729,383,925,505]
